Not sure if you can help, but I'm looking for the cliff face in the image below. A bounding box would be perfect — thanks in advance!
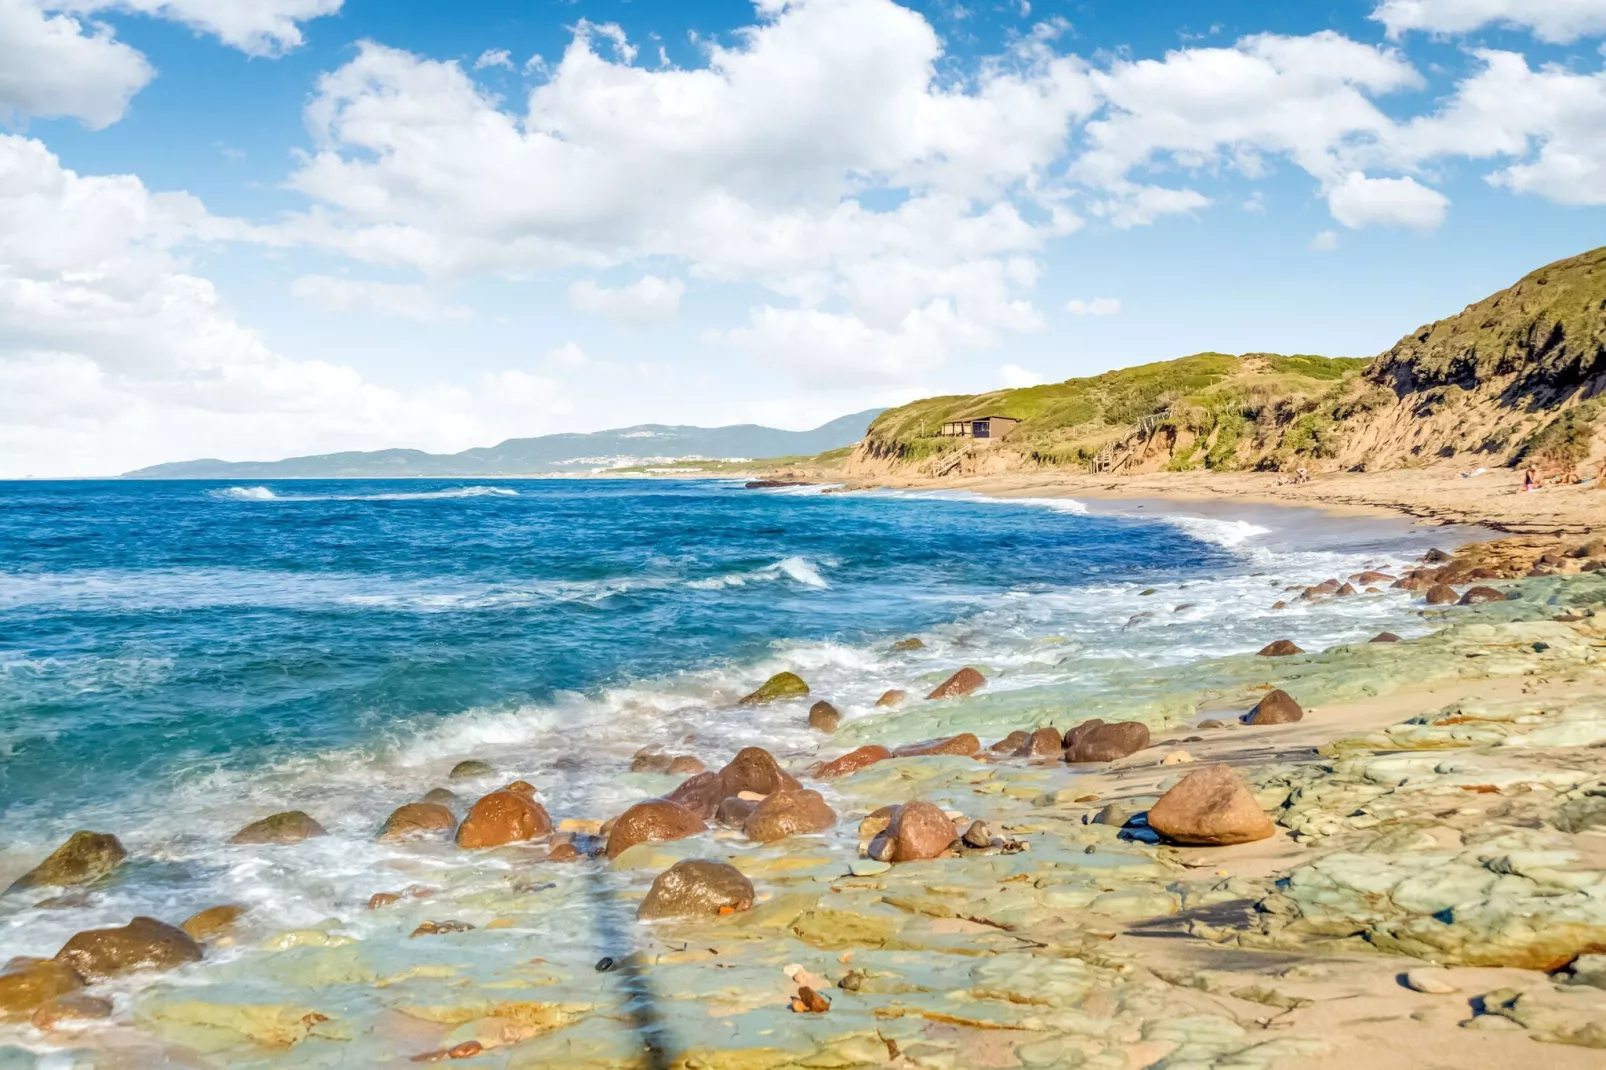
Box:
[846,245,1606,479]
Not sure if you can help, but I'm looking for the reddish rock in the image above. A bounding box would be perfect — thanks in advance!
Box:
[715,796,757,829]
[1370,632,1402,643]
[1392,575,1436,591]
[893,733,980,758]
[743,790,837,843]
[813,745,892,779]
[1313,578,1341,593]
[1351,571,1396,584]
[807,701,841,733]
[180,905,246,944]
[665,772,726,821]
[718,747,801,796]
[31,992,113,1029]
[637,860,755,919]
[989,730,1030,755]
[455,791,552,849]
[1459,586,1506,605]
[379,802,457,843]
[1256,640,1303,657]
[1245,689,1303,725]
[1064,721,1149,763]
[1146,765,1275,846]
[1019,727,1064,757]
[504,780,537,796]
[230,811,326,846]
[0,959,84,1019]
[1335,582,1358,597]
[870,801,956,863]
[545,842,582,863]
[858,805,898,841]
[926,667,985,700]
[605,800,706,859]
[55,917,202,980]
[874,689,907,708]
[668,756,706,776]
[1424,583,1459,605]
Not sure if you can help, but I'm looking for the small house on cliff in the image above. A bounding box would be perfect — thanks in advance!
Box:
[938,416,1019,442]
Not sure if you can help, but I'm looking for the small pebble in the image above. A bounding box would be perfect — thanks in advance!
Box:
[1403,967,1459,995]
[595,956,617,972]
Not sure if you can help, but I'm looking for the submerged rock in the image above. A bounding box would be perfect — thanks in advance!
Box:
[421,788,457,806]
[455,790,552,848]
[927,666,985,699]
[630,749,674,773]
[1146,765,1275,846]
[637,860,755,919]
[665,772,726,820]
[807,700,841,733]
[719,746,802,795]
[814,745,892,779]
[1245,689,1303,726]
[605,799,706,859]
[1257,639,1304,657]
[8,832,126,891]
[449,759,494,779]
[743,789,836,843]
[739,671,809,705]
[379,802,458,842]
[1425,583,1459,605]
[892,637,925,651]
[875,689,907,707]
[30,992,113,1029]
[871,801,957,863]
[1064,720,1149,762]
[55,917,202,980]
[180,905,246,945]
[0,959,83,1019]
[894,733,981,758]
[667,756,705,775]
[1459,585,1506,605]
[230,811,326,846]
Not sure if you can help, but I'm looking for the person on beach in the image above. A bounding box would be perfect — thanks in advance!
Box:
[1524,468,1536,492]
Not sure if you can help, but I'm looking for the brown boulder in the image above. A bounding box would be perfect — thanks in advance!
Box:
[180,905,246,944]
[665,772,726,821]
[668,756,706,776]
[1019,727,1064,757]
[1459,585,1506,605]
[989,730,1030,754]
[1351,571,1396,584]
[718,747,801,796]
[743,790,836,843]
[379,802,458,843]
[231,811,326,846]
[55,917,202,980]
[422,788,457,806]
[1335,582,1358,596]
[637,860,754,920]
[1146,765,1275,846]
[1392,575,1435,591]
[0,959,84,1019]
[891,638,925,651]
[1064,721,1149,763]
[927,667,985,699]
[1313,578,1341,593]
[8,831,126,891]
[893,733,980,758]
[874,689,907,708]
[715,796,757,829]
[1256,639,1303,657]
[605,800,706,859]
[870,801,956,863]
[455,791,552,849]
[813,745,891,779]
[1370,631,1402,643]
[1424,583,1459,605]
[1245,689,1303,725]
[630,748,674,773]
[31,992,113,1029]
[504,780,537,796]
[807,701,841,733]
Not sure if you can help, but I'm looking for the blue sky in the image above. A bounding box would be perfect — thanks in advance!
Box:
[2,0,1604,475]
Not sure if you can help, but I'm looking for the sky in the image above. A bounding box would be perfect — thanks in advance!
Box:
[1,0,1605,476]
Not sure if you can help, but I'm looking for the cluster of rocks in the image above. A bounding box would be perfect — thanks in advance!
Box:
[734,661,987,739]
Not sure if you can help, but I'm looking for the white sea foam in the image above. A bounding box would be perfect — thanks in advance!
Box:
[1157,515,1273,548]
[689,555,832,590]
[215,485,278,500]
[211,485,519,502]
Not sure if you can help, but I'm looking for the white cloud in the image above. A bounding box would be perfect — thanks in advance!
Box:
[568,275,685,325]
[1326,171,1449,229]
[999,363,1044,387]
[289,274,472,322]
[543,342,590,369]
[474,47,511,70]
[0,0,153,127]
[0,135,566,477]
[68,0,343,55]
[1371,0,1606,44]
[1065,297,1121,316]
[1309,229,1339,251]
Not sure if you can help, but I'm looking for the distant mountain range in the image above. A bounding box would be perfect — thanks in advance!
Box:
[123,410,884,479]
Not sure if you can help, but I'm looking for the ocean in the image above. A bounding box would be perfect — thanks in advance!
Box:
[0,478,1446,995]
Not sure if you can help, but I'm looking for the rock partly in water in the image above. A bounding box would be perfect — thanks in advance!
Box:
[0,959,83,1019]
[30,992,113,1029]
[1019,727,1064,758]
[230,811,327,846]
[807,701,841,733]
[874,689,907,708]
[449,759,494,780]
[1245,689,1303,726]
[1371,632,1402,643]
[989,730,1031,754]
[668,756,705,776]
[738,672,809,705]
[719,747,801,796]
[630,749,674,774]
[421,788,457,806]
[891,638,925,652]
[715,797,757,829]
[1459,586,1506,605]
[378,802,458,843]
[894,733,981,758]
[1064,720,1150,763]
[180,905,246,945]
[1425,584,1459,605]
[1146,765,1275,846]
[455,791,552,849]
[55,917,202,980]
[743,789,837,843]
[637,860,755,919]
[8,832,126,891]
[871,801,958,863]
[927,667,985,699]
[814,745,892,779]
[665,772,727,821]
[605,799,707,859]
[1257,640,1304,657]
